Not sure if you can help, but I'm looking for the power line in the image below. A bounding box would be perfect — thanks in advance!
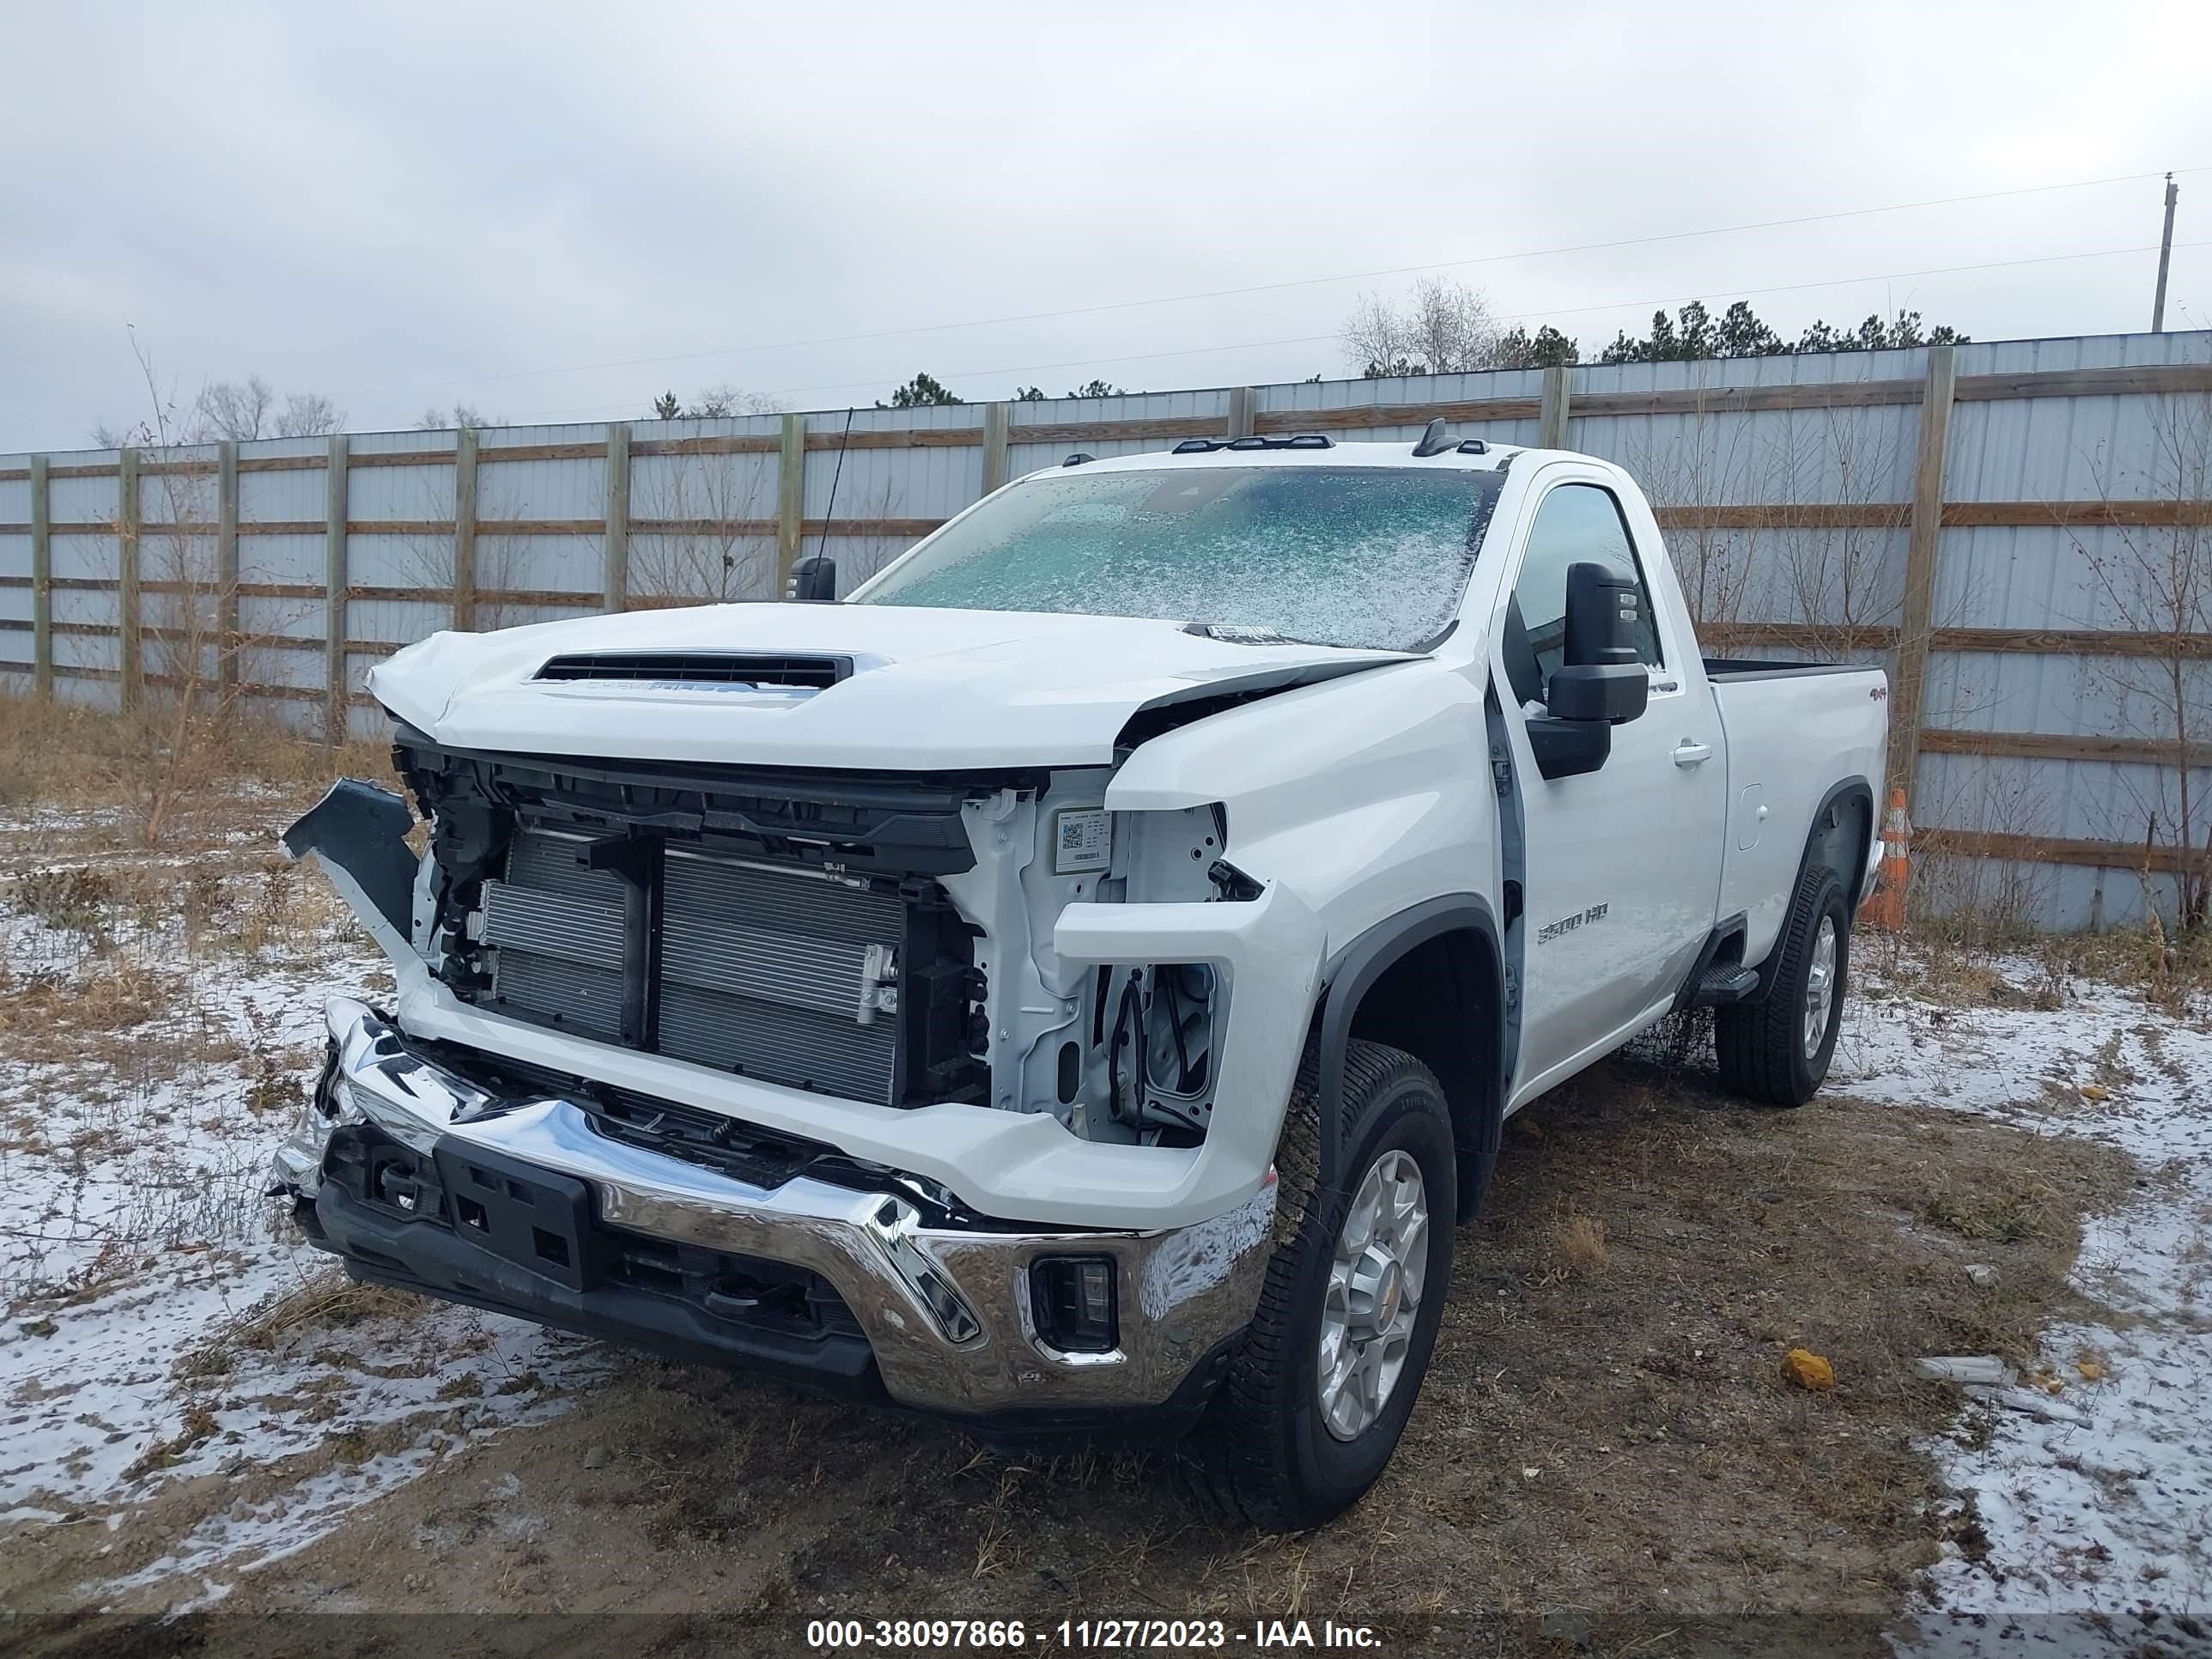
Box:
[502,237,2209,423]
[347,165,2208,406]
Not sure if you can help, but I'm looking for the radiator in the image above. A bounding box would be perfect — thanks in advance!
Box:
[480,830,904,1103]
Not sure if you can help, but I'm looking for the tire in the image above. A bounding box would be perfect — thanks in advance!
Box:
[1716,860,1849,1107]
[1184,1040,1456,1532]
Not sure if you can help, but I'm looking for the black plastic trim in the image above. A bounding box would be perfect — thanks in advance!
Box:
[1672,910,1749,1013]
[313,1179,882,1396]
[282,779,419,939]
[1312,895,1505,1222]
[1703,656,1880,682]
[1748,775,1876,999]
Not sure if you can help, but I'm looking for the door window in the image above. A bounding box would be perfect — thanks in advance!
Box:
[1502,483,1662,707]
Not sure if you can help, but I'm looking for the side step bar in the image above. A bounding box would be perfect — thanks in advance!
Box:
[1672,912,1757,1011]
[1686,963,1759,1006]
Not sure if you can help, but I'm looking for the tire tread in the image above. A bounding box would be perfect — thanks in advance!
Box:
[1183,1040,1441,1531]
[1715,862,1845,1107]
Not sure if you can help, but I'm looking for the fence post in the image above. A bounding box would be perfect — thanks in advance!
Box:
[28,455,51,701]
[979,402,1010,498]
[117,447,141,712]
[1889,343,1958,803]
[776,412,805,595]
[216,441,239,701]
[603,422,630,612]
[1227,386,1257,440]
[1538,365,1572,449]
[325,434,349,744]
[452,428,479,631]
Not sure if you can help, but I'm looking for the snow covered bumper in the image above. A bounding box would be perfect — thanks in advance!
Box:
[273,999,1277,1430]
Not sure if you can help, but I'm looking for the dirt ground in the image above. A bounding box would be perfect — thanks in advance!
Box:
[3,1042,2132,1659]
[0,697,2177,1658]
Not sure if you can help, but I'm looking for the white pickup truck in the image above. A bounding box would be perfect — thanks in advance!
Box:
[277,425,1887,1530]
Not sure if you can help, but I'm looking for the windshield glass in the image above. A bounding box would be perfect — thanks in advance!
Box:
[854,464,1504,652]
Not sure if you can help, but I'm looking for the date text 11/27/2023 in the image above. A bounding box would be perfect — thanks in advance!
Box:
[804,1618,1386,1650]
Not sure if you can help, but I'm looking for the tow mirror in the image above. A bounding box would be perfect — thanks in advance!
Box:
[788,556,837,602]
[1528,562,1650,780]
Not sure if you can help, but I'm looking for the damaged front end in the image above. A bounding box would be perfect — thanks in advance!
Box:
[274,726,1320,1428]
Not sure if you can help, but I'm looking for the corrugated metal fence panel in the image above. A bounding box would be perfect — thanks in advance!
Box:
[805,403,981,520]
[1264,370,1545,446]
[1009,387,1234,471]
[1922,331,2212,925]
[625,413,781,605]
[480,423,609,524]
[52,451,123,697]
[0,453,28,687]
[8,332,2210,928]
[0,455,28,683]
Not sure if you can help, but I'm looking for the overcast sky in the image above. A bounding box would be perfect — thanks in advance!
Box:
[4,0,2209,453]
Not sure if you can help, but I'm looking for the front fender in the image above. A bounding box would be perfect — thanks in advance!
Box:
[1054,879,1326,1218]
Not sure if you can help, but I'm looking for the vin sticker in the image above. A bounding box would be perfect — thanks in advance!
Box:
[1053,808,1113,874]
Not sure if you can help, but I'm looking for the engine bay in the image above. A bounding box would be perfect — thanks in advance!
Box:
[392,731,1234,1147]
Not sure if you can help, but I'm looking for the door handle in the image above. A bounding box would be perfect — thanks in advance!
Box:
[1672,741,1713,768]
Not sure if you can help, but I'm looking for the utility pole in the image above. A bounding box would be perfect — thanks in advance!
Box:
[2152,172,2178,332]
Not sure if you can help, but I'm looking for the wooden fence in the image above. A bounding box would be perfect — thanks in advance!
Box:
[3,332,2208,928]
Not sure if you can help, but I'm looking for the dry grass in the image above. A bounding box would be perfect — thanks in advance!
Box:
[1555,1208,1611,1274]
[0,690,394,852]
[173,1269,428,1384]
[45,1046,2124,1658]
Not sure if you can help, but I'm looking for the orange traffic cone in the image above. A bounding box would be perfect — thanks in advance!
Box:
[1869,787,1911,931]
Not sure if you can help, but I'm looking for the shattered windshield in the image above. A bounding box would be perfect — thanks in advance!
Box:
[853,464,1504,652]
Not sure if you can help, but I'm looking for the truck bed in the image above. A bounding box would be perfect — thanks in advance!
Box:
[1707,660,1888,968]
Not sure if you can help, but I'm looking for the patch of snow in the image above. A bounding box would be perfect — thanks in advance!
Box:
[1840,960,2212,1654]
[0,861,616,1608]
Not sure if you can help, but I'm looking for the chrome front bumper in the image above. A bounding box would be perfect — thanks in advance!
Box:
[276,999,1276,1422]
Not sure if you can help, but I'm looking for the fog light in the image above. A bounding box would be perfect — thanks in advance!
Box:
[1030,1255,1118,1354]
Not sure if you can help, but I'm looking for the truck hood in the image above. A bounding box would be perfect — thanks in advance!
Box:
[368,602,1410,770]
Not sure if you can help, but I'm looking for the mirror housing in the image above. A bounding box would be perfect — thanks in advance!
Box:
[1528,561,1651,781]
[1547,662,1649,724]
[789,556,837,603]
[1564,560,1644,669]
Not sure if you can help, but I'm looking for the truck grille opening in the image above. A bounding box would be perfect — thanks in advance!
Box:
[472,828,975,1107]
[533,652,851,690]
[398,736,991,1109]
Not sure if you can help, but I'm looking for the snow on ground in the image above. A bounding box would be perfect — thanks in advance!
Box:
[0,853,612,1608]
[6,823,2209,1632]
[1837,955,2212,1654]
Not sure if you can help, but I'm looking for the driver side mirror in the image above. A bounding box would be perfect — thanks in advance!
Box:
[1528,562,1650,781]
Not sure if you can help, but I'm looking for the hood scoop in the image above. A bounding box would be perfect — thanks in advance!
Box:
[535,651,854,691]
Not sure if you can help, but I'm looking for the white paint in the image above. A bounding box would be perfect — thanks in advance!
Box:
[350,441,1887,1227]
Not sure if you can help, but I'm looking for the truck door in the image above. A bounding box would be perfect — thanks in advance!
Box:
[1489,471,1727,1102]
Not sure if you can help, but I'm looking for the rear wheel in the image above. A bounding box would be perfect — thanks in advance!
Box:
[1716,861,1849,1107]
[1184,1041,1455,1533]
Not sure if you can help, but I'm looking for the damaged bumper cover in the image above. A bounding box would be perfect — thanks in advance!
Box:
[275,998,1278,1426]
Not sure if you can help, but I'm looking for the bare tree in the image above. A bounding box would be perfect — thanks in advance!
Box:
[1766,406,1906,663]
[96,332,313,841]
[382,463,528,632]
[195,375,276,441]
[1617,365,1765,635]
[2064,365,2212,929]
[629,447,777,605]
[686,384,786,418]
[275,391,345,437]
[97,368,344,446]
[413,403,500,431]
[1340,276,1504,377]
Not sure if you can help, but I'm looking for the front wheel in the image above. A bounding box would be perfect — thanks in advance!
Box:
[1184,1041,1455,1533]
[1716,860,1849,1106]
